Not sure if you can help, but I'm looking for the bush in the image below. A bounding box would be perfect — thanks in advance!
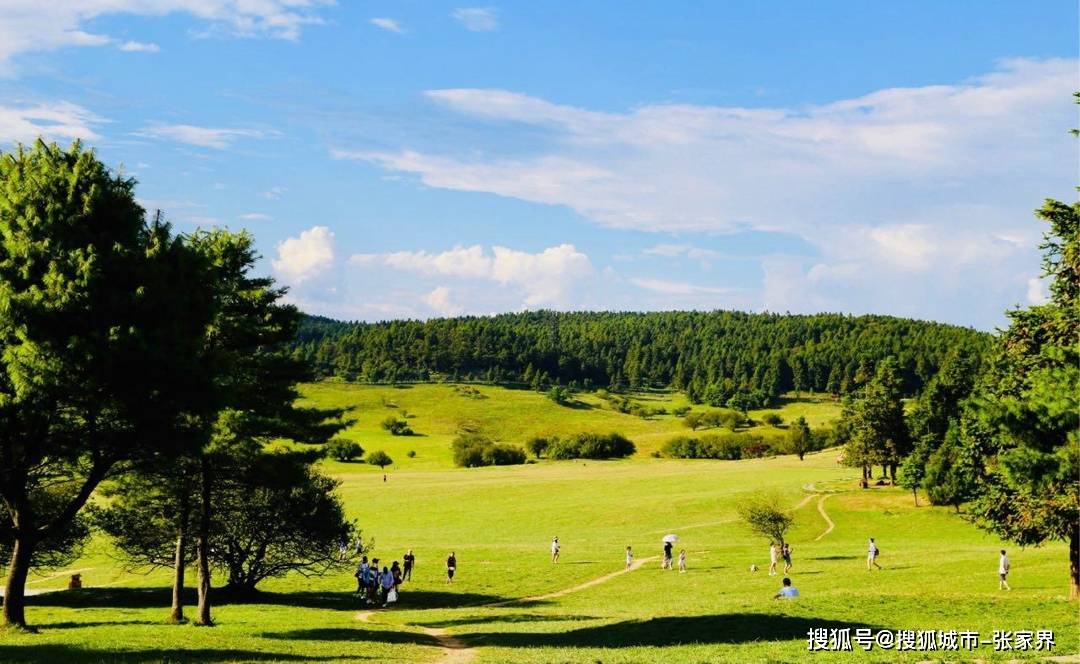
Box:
[525,436,551,458]
[547,385,570,405]
[381,416,414,436]
[452,434,526,468]
[682,409,746,431]
[406,450,416,458]
[661,432,777,460]
[548,432,635,460]
[672,406,691,417]
[762,412,784,426]
[325,438,364,462]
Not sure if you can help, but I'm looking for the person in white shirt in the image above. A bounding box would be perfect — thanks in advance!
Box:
[999,550,1011,590]
[867,537,881,571]
[773,577,799,599]
[678,549,687,573]
[769,543,778,576]
[625,545,633,570]
[551,536,560,563]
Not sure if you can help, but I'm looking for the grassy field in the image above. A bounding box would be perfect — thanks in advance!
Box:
[3,383,1076,663]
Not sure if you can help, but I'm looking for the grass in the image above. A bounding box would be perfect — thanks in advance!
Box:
[3,383,1075,663]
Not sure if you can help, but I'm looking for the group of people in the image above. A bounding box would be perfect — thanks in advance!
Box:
[354,549,416,606]
[661,540,687,572]
[768,542,793,575]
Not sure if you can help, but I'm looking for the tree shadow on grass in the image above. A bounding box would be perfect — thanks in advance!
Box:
[0,645,344,663]
[262,627,442,647]
[808,555,858,561]
[419,613,599,628]
[464,614,888,648]
[26,588,514,612]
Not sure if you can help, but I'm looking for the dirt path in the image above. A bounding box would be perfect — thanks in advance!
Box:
[357,610,477,664]
[486,555,661,607]
[813,494,835,541]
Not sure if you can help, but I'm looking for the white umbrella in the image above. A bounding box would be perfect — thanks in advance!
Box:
[662,534,679,543]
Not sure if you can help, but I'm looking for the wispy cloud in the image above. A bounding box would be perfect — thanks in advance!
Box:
[137,123,278,149]
[0,1,330,71]
[629,277,738,297]
[117,40,159,53]
[452,7,499,31]
[260,186,287,200]
[239,212,271,220]
[370,17,404,34]
[0,100,102,143]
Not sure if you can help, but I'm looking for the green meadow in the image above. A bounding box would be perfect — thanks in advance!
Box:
[3,383,1075,663]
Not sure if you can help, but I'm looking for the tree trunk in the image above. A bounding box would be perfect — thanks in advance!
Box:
[2,535,35,628]
[889,464,897,484]
[912,488,919,507]
[195,458,213,626]
[169,525,187,623]
[1070,526,1079,601]
[860,464,869,489]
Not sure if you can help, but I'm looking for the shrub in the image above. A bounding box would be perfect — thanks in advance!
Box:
[381,416,414,436]
[672,406,691,417]
[661,432,776,460]
[762,412,784,426]
[452,434,526,468]
[525,436,551,458]
[325,438,364,462]
[548,432,635,460]
[547,386,570,405]
[406,450,416,458]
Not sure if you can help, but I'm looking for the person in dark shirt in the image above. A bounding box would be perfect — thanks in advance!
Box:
[663,541,673,569]
[403,549,415,581]
[446,552,457,584]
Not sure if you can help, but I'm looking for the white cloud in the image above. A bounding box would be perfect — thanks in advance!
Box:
[239,212,271,220]
[261,186,287,199]
[0,1,328,71]
[137,123,277,149]
[350,243,595,308]
[1026,277,1049,305]
[0,100,102,143]
[629,278,737,297]
[338,59,1076,327]
[118,40,159,53]
[370,18,404,34]
[452,7,499,31]
[272,226,335,285]
[423,286,464,316]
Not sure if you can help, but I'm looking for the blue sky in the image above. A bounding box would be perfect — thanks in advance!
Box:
[0,1,1076,329]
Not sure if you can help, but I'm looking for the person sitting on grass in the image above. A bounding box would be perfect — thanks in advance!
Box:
[773,577,799,599]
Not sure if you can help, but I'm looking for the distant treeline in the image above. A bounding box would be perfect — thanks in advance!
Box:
[290,311,990,401]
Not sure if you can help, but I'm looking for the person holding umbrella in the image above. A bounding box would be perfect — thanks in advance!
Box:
[662,534,678,569]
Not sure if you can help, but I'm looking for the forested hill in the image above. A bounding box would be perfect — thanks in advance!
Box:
[290,311,990,402]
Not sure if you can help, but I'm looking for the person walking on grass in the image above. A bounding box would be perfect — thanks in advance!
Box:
[551,536,560,563]
[678,549,687,573]
[391,561,403,591]
[773,577,799,599]
[999,550,1011,590]
[403,549,415,581]
[625,545,634,570]
[782,543,793,574]
[769,542,778,576]
[663,540,673,569]
[867,538,882,571]
[446,552,457,584]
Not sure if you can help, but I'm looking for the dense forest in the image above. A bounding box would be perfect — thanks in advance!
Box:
[289,311,990,403]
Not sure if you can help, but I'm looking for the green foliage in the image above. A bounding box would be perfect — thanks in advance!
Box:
[923,425,977,511]
[959,158,1080,595]
[842,358,911,482]
[525,436,551,458]
[381,415,414,436]
[214,451,357,592]
[366,450,394,470]
[0,141,215,626]
[786,416,812,460]
[547,385,570,405]
[737,492,794,546]
[762,412,784,427]
[325,438,364,462]
[292,311,987,399]
[452,434,527,467]
[548,432,636,460]
[682,409,746,431]
[662,433,771,460]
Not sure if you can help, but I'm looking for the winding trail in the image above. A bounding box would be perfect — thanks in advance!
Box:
[486,555,660,607]
[813,494,835,541]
